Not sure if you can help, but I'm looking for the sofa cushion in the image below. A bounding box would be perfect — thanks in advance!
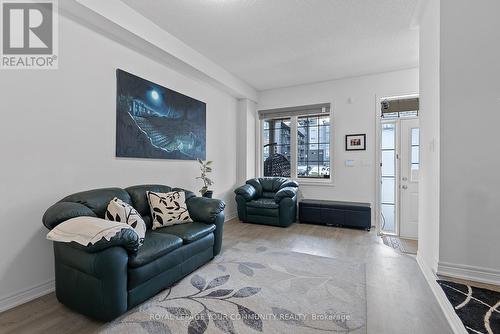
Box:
[128,231,183,268]
[126,185,172,227]
[247,198,279,209]
[127,233,214,291]
[60,188,132,218]
[155,222,215,244]
[262,191,276,199]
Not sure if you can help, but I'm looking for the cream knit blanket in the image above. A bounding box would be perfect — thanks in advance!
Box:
[46,216,134,246]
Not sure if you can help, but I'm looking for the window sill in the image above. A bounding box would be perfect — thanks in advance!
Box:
[294,179,335,187]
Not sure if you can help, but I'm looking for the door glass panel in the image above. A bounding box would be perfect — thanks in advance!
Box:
[381,204,396,233]
[411,147,419,164]
[381,151,395,176]
[381,123,395,149]
[411,128,420,146]
[380,121,397,234]
[411,127,420,180]
[381,178,395,203]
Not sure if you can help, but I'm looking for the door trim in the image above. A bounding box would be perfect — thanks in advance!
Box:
[374,93,418,236]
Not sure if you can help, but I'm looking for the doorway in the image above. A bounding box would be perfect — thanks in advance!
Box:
[377,96,419,239]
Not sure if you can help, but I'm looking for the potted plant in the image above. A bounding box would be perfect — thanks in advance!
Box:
[196,158,214,198]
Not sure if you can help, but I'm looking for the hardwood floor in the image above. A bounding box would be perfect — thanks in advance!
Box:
[0,219,454,333]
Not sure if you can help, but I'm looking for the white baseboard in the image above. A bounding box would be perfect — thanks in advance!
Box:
[416,255,467,334]
[0,279,55,313]
[437,261,500,286]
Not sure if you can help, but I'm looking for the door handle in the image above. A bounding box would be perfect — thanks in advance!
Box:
[402,185,408,190]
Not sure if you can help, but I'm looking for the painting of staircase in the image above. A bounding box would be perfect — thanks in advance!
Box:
[115,69,205,160]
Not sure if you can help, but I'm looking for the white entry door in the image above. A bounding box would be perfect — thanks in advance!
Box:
[399,118,419,238]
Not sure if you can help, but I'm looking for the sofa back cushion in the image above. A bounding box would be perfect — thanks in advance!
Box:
[126,185,172,229]
[263,177,291,192]
[246,177,295,197]
[60,188,131,218]
[262,192,276,199]
[43,185,197,231]
[125,185,196,229]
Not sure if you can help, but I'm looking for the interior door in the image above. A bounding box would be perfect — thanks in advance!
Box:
[399,118,419,238]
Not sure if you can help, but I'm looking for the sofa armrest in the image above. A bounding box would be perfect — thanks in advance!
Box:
[234,184,257,201]
[43,202,97,230]
[61,227,140,254]
[275,186,298,203]
[53,242,128,321]
[186,197,225,223]
[186,196,225,256]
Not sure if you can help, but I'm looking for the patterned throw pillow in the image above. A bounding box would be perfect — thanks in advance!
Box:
[105,197,146,246]
[147,191,193,229]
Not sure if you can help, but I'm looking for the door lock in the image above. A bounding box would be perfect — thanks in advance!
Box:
[402,177,408,181]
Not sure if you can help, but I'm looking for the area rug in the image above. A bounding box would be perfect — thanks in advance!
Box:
[437,280,500,334]
[101,242,367,333]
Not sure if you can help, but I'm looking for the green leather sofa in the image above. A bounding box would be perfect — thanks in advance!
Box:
[234,177,298,227]
[42,184,225,321]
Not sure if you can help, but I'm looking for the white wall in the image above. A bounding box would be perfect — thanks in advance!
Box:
[0,15,239,306]
[236,99,257,183]
[417,0,440,273]
[437,0,500,280]
[258,69,419,218]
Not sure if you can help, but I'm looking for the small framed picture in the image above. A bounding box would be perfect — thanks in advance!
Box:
[346,134,366,151]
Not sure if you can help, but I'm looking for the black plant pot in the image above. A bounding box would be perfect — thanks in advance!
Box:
[203,191,213,198]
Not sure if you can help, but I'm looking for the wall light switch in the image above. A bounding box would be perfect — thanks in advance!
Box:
[345,160,355,167]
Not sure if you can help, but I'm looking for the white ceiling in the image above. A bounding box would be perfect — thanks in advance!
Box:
[122,0,419,91]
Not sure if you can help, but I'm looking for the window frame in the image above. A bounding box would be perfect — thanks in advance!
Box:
[259,108,334,185]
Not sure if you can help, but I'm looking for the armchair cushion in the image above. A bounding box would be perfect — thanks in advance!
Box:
[234,184,257,201]
[247,198,279,209]
[275,186,298,203]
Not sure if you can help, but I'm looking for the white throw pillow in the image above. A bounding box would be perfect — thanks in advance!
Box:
[147,191,193,229]
[105,197,146,246]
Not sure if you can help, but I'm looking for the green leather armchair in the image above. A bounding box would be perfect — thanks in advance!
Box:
[43,184,225,321]
[234,177,299,227]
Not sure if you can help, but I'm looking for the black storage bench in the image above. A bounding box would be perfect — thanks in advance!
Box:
[299,199,371,231]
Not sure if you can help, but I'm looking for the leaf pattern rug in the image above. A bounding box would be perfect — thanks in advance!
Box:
[100,242,367,334]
